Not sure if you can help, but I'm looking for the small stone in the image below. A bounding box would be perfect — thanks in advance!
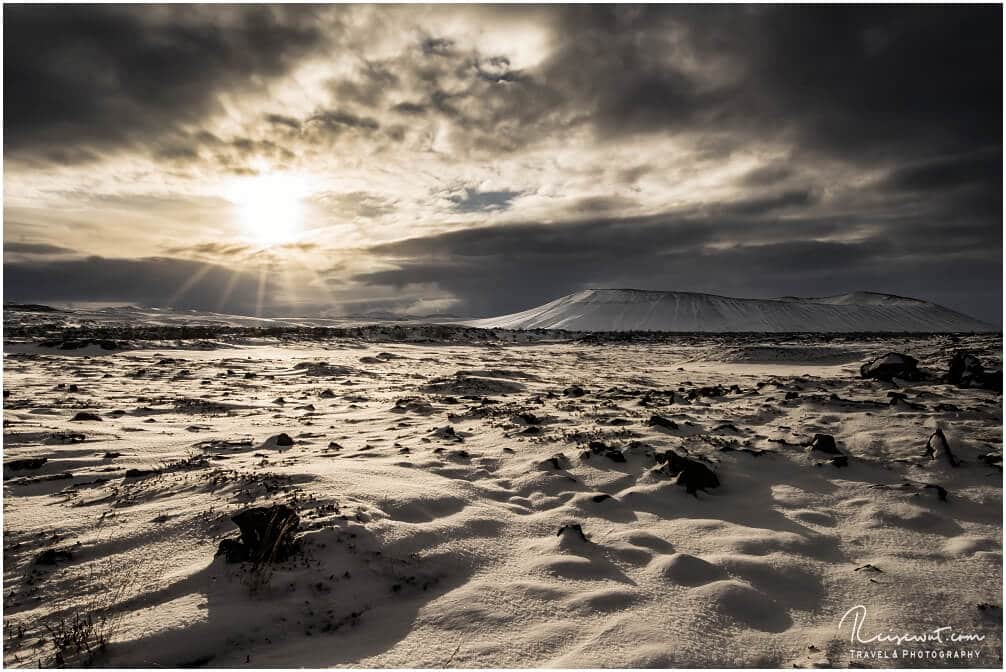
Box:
[809,434,841,455]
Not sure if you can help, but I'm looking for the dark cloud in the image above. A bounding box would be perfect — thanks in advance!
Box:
[4,242,78,255]
[306,109,381,134]
[3,256,276,315]
[391,101,428,116]
[3,5,325,162]
[882,150,1002,193]
[449,189,522,213]
[715,189,818,217]
[4,5,1000,324]
[264,113,303,130]
[163,242,252,258]
[539,5,1001,162]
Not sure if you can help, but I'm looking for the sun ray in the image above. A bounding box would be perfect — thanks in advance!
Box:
[166,262,215,308]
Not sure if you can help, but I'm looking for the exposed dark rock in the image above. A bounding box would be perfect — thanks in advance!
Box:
[431,425,463,442]
[809,434,841,455]
[70,412,102,422]
[392,397,435,415]
[216,538,248,563]
[274,433,294,447]
[829,455,849,468]
[654,450,720,495]
[785,391,799,400]
[515,412,540,425]
[860,352,920,382]
[648,414,678,430]
[948,352,1002,392]
[556,523,588,542]
[102,452,122,459]
[602,417,632,426]
[925,428,959,467]
[5,457,47,471]
[563,385,587,397]
[923,483,948,502]
[948,351,984,386]
[586,440,626,463]
[125,468,160,478]
[35,548,73,565]
[46,431,86,445]
[9,472,73,485]
[687,385,727,400]
[217,504,300,564]
[543,453,568,470]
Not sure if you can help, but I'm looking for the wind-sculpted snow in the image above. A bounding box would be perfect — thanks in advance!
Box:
[2,333,1002,667]
[469,289,997,333]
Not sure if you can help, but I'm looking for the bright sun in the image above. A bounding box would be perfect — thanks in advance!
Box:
[225,171,313,246]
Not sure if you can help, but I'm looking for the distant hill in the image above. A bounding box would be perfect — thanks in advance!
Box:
[466,289,998,333]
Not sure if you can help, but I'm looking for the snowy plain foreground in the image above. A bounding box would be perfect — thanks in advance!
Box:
[1,306,1002,668]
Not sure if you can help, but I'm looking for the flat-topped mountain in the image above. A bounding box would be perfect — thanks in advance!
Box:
[468,289,997,333]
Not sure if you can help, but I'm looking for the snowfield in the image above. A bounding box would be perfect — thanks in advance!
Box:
[2,321,1002,668]
[468,289,998,333]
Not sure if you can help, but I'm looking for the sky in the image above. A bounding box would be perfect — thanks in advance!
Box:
[3,4,1002,323]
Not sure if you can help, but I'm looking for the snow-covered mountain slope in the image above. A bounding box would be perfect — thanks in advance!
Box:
[468,289,998,333]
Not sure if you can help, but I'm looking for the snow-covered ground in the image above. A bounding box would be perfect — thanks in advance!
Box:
[468,290,998,333]
[2,331,1002,667]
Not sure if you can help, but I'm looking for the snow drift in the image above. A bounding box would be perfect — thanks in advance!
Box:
[468,289,997,333]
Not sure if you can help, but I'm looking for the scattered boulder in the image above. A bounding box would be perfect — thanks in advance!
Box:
[392,397,435,415]
[947,352,1002,392]
[809,434,841,455]
[125,468,160,478]
[923,483,948,502]
[925,428,959,467]
[267,433,294,447]
[585,440,626,463]
[648,414,678,430]
[515,412,541,425]
[5,457,47,471]
[654,450,719,495]
[217,504,300,564]
[431,425,463,442]
[948,351,984,386]
[563,385,587,398]
[556,523,589,542]
[860,353,920,383]
[45,431,86,445]
[542,453,569,470]
[35,548,73,565]
[70,412,102,422]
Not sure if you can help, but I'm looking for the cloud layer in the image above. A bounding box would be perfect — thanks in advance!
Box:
[3,5,1002,323]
